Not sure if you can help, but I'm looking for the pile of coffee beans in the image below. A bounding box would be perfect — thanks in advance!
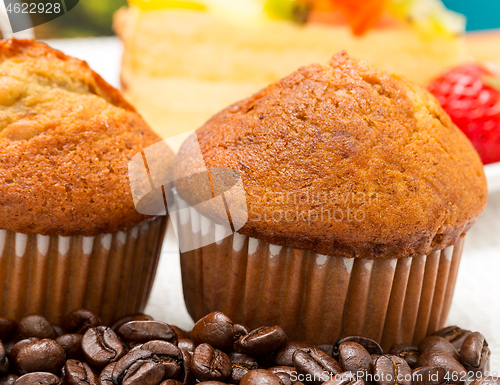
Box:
[0,309,497,385]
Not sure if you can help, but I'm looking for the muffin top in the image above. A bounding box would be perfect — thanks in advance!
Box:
[174,51,488,259]
[0,39,167,236]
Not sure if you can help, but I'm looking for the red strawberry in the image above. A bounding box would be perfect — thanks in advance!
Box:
[428,63,500,165]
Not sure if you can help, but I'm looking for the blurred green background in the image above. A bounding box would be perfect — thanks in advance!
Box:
[34,0,127,38]
[34,0,500,39]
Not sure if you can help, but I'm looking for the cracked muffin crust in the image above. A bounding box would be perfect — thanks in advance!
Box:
[174,51,487,259]
[0,39,166,236]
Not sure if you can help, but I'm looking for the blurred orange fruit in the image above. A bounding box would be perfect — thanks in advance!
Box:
[307,0,388,35]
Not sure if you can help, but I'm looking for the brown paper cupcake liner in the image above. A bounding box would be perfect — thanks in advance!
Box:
[0,216,167,325]
[179,209,464,350]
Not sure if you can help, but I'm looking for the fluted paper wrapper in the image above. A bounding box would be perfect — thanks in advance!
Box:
[179,210,464,350]
[0,216,167,325]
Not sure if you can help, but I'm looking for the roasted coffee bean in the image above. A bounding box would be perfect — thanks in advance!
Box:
[240,369,283,385]
[52,325,65,337]
[228,353,259,383]
[160,381,183,385]
[63,310,101,335]
[178,339,195,352]
[111,349,165,384]
[178,348,194,385]
[432,327,471,352]
[417,351,467,385]
[192,343,231,382]
[470,376,500,385]
[268,366,297,385]
[411,366,448,385]
[118,321,178,347]
[123,360,165,384]
[64,359,98,385]
[334,337,383,357]
[370,354,381,377]
[230,353,258,368]
[272,372,292,385]
[0,319,16,341]
[141,340,183,378]
[191,312,235,352]
[128,362,165,384]
[15,372,61,384]
[274,342,315,367]
[293,347,342,385]
[126,345,145,355]
[0,342,9,374]
[418,336,459,361]
[459,332,490,375]
[371,354,381,368]
[373,355,411,385]
[9,338,39,367]
[111,315,154,333]
[228,362,255,383]
[16,339,65,375]
[233,325,249,342]
[82,326,125,368]
[170,326,186,341]
[323,371,366,385]
[232,325,250,354]
[0,374,17,385]
[236,326,287,356]
[97,362,116,385]
[388,345,419,369]
[338,341,371,377]
[17,316,57,340]
[318,345,335,357]
[268,366,295,377]
[56,334,84,361]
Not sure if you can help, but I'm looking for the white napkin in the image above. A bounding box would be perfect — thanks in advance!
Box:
[447,190,500,372]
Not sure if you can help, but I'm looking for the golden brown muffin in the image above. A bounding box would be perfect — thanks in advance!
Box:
[0,39,167,236]
[0,39,172,324]
[174,51,487,259]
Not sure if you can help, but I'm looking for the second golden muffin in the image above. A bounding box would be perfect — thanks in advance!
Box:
[0,39,172,324]
[173,51,487,349]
